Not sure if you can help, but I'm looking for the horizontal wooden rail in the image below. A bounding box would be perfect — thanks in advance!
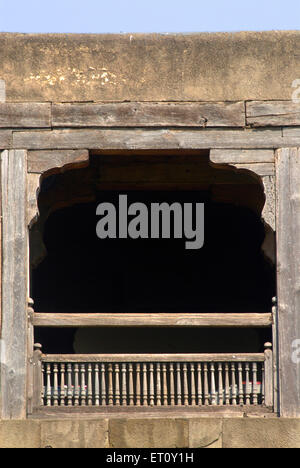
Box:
[41,353,265,363]
[33,312,272,328]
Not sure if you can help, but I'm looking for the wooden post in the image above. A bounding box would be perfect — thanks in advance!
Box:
[27,299,35,414]
[263,342,273,408]
[0,150,28,419]
[32,344,43,411]
[276,148,300,417]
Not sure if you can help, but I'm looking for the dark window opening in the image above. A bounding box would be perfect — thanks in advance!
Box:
[30,151,275,355]
[32,192,274,314]
[35,326,272,355]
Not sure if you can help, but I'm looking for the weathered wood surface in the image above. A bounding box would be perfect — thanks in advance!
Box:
[0,103,51,128]
[271,298,279,413]
[247,101,300,126]
[27,173,40,227]
[282,127,300,139]
[276,147,300,417]
[32,345,43,412]
[27,149,89,174]
[0,130,12,148]
[0,150,28,419]
[231,163,274,176]
[261,176,276,231]
[41,353,265,363]
[210,149,275,164]
[264,343,273,407]
[52,101,245,127]
[33,312,272,328]
[12,128,284,150]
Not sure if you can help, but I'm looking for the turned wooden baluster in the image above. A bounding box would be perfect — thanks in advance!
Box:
[101,363,106,406]
[238,363,244,406]
[197,363,202,406]
[252,362,258,406]
[169,363,175,406]
[41,363,45,406]
[183,363,189,406]
[115,364,121,406]
[94,364,100,406]
[67,363,73,406]
[218,363,223,406]
[128,363,134,406]
[225,363,230,405]
[261,363,265,405]
[80,364,87,406]
[46,363,52,407]
[87,363,93,406]
[156,363,161,406]
[231,363,237,406]
[149,364,155,406]
[190,363,196,406]
[210,363,217,406]
[74,364,79,406]
[60,364,65,407]
[176,363,182,406]
[108,363,114,406]
[142,363,148,406]
[162,363,168,406]
[121,363,127,406]
[136,364,141,406]
[204,363,209,405]
[245,363,251,405]
[53,364,59,407]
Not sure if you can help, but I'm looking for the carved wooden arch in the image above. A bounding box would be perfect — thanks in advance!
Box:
[210,149,276,264]
[27,149,90,229]
[27,147,276,266]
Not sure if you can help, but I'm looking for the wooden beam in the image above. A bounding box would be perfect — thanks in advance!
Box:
[52,101,245,128]
[12,128,284,150]
[0,103,51,128]
[33,312,272,328]
[27,149,89,174]
[0,150,28,419]
[276,147,300,417]
[247,101,300,126]
[210,149,275,164]
[282,127,300,140]
[0,131,12,148]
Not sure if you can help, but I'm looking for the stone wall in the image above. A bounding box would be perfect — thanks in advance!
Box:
[0,31,300,102]
[1,417,300,448]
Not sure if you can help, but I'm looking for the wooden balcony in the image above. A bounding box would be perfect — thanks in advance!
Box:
[29,344,274,415]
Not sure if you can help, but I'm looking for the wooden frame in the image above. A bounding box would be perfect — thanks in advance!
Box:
[0,150,28,419]
[5,101,300,419]
[276,148,300,417]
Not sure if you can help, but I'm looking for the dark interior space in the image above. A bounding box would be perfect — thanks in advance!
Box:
[34,326,272,354]
[32,192,274,314]
[31,152,275,354]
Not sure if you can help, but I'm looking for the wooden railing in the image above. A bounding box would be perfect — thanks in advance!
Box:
[29,344,273,412]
